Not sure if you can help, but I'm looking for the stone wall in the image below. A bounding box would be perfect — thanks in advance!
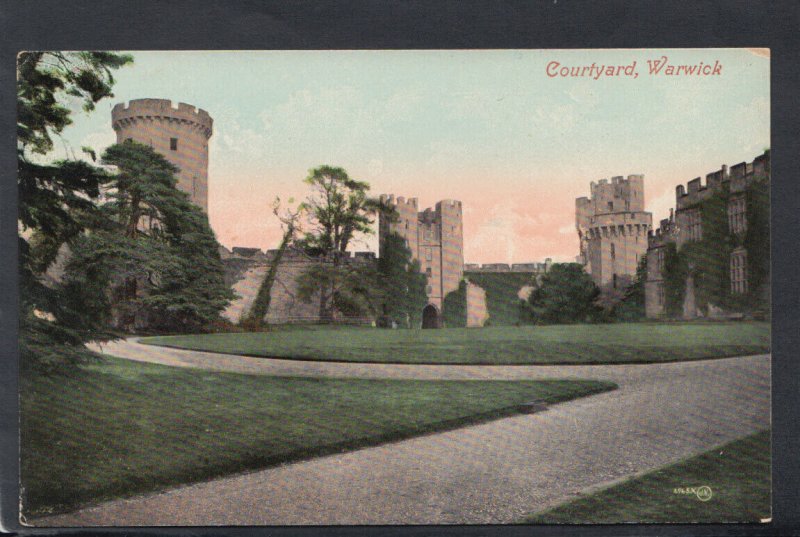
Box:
[645,150,771,319]
[379,195,464,313]
[222,248,373,324]
[465,281,489,327]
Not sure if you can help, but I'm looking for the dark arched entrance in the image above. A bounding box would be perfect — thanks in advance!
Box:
[422,304,440,329]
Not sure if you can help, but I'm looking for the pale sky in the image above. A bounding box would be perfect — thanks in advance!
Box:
[54,49,769,263]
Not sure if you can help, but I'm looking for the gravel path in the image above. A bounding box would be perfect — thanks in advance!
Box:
[36,340,770,526]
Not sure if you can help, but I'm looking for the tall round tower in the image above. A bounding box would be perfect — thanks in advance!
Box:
[111,99,213,211]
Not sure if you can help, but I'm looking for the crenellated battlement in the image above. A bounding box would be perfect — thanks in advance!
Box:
[647,210,676,247]
[379,194,418,209]
[576,172,652,288]
[464,259,552,273]
[676,150,769,208]
[112,98,213,136]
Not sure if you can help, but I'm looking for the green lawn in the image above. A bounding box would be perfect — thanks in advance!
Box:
[20,355,615,518]
[526,430,771,524]
[142,321,770,365]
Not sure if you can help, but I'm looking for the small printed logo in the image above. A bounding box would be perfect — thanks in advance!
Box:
[673,485,713,502]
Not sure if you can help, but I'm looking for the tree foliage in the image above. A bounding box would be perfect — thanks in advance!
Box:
[442,280,468,328]
[376,232,428,328]
[295,165,383,320]
[297,165,379,255]
[527,263,601,324]
[62,141,233,333]
[660,179,769,318]
[18,51,133,371]
[611,256,647,321]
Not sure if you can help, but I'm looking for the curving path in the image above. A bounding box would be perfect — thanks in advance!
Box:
[35,339,771,526]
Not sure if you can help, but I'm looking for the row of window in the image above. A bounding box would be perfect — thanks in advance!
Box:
[606,200,632,212]
[401,222,458,238]
[652,250,748,308]
[682,198,747,246]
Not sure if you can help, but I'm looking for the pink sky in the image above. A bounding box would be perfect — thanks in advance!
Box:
[61,50,769,263]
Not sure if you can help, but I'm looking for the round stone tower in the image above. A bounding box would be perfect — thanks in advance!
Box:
[112,99,213,211]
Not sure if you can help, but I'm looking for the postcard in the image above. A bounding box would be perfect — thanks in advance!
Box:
[16,49,770,526]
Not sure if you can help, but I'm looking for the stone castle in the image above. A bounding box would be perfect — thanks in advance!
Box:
[378,195,464,325]
[112,99,212,211]
[102,98,554,328]
[575,175,653,290]
[644,151,771,318]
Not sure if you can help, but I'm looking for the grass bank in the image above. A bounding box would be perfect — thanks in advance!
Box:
[21,355,615,518]
[526,430,771,523]
[142,322,770,365]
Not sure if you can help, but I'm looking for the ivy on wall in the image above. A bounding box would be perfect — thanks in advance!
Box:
[742,181,770,314]
[661,177,769,317]
[442,280,467,328]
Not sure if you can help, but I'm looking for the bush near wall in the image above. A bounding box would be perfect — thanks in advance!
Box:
[442,280,467,328]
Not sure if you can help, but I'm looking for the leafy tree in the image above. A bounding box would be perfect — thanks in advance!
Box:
[376,232,428,328]
[612,256,647,321]
[298,165,378,255]
[18,51,133,371]
[62,141,233,333]
[295,165,382,320]
[527,263,601,324]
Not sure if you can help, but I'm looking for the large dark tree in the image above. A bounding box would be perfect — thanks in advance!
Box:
[18,51,133,371]
[62,141,233,333]
[376,232,428,328]
[295,165,382,320]
[527,263,601,324]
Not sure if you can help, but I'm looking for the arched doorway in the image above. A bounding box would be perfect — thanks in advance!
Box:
[422,304,440,329]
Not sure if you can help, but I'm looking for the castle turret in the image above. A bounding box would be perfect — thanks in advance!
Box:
[112,99,213,211]
[575,174,652,289]
[380,195,464,325]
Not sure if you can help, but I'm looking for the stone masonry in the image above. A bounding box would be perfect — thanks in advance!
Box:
[379,195,464,319]
[645,150,770,318]
[112,99,213,211]
[576,175,652,290]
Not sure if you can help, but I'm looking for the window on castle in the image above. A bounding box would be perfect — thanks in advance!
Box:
[170,137,178,151]
[730,250,748,294]
[425,248,432,261]
[687,209,702,242]
[728,197,747,234]
[426,267,432,278]
[608,202,613,212]
[657,283,665,305]
[610,243,615,260]
[613,273,618,289]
